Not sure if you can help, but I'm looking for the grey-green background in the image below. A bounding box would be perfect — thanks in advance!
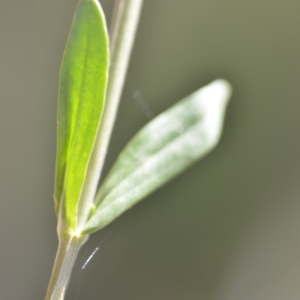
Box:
[1,0,300,299]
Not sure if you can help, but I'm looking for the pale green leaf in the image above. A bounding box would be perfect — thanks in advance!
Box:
[54,0,109,229]
[82,79,232,234]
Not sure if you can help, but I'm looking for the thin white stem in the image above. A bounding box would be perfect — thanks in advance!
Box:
[77,0,144,230]
[45,0,144,299]
[44,231,87,300]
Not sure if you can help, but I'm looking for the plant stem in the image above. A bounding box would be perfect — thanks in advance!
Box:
[45,0,144,299]
[44,231,87,300]
[77,0,144,229]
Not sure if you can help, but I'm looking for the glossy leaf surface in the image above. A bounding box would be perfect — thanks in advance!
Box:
[54,0,109,229]
[83,79,232,234]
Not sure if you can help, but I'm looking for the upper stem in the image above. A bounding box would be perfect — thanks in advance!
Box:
[77,0,144,230]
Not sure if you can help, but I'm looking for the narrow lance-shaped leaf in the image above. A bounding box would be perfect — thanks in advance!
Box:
[54,0,109,229]
[82,79,232,234]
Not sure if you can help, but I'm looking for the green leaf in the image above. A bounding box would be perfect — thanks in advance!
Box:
[82,79,232,234]
[54,0,109,229]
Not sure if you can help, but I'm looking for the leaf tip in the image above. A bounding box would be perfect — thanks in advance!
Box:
[196,79,232,146]
[203,79,232,106]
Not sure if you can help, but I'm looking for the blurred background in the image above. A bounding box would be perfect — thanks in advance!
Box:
[1,0,300,299]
